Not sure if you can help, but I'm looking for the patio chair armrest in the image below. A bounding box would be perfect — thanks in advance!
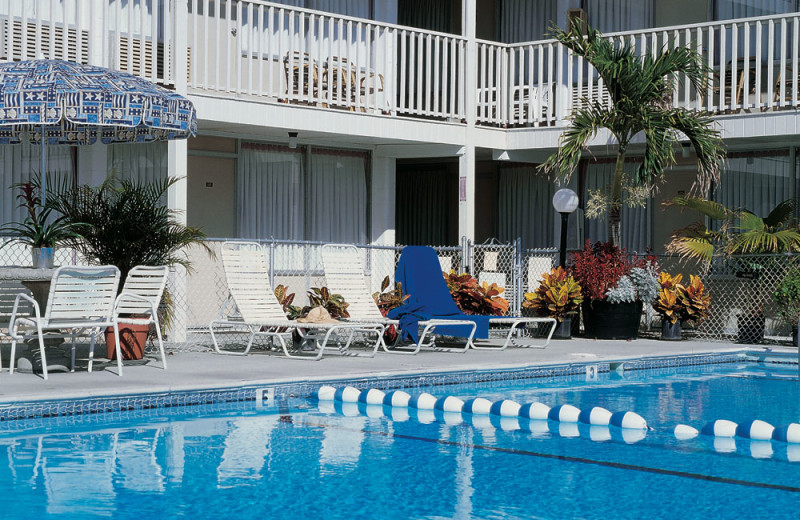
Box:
[9,292,40,329]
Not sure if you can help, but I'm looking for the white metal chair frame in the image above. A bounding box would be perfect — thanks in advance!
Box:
[210,241,385,360]
[320,244,478,355]
[7,265,123,380]
[112,265,169,371]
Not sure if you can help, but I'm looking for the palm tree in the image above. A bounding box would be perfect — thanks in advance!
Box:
[541,19,725,247]
[666,197,800,264]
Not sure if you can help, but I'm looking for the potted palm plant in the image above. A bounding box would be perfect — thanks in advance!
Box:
[522,266,582,339]
[48,174,212,360]
[667,197,800,343]
[0,182,79,268]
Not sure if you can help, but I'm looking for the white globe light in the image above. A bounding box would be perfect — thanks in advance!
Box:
[553,188,579,214]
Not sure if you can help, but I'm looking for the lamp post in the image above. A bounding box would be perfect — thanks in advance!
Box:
[552,188,579,268]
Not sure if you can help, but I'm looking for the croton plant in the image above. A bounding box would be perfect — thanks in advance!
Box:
[523,266,583,322]
[444,271,509,316]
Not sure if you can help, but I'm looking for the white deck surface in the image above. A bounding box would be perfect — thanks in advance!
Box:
[0,337,783,405]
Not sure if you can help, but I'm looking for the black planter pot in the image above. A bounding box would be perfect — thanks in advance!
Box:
[737,314,765,344]
[661,320,682,341]
[552,318,572,339]
[582,300,643,340]
[792,325,798,347]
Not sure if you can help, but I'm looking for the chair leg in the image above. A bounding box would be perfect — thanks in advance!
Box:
[154,319,167,369]
[36,326,48,381]
[9,338,16,374]
[112,323,123,376]
[70,331,77,372]
[88,329,96,373]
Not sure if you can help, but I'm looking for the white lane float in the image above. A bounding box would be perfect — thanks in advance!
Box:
[334,386,361,403]
[518,402,550,420]
[434,396,465,413]
[358,389,386,405]
[578,407,613,426]
[462,397,493,415]
[490,399,521,417]
[409,392,438,409]
[489,414,520,431]
[735,420,775,441]
[674,424,699,440]
[383,390,411,407]
[773,423,800,443]
[316,385,336,401]
[609,411,648,430]
[318,400,336,414]
[547,404,581,423]
[787,444,800,462]
[701,419,738,437]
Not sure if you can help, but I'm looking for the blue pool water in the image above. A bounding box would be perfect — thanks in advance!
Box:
[1,362,799,519]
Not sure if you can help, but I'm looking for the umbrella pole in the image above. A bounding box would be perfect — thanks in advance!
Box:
[40,122,46,205]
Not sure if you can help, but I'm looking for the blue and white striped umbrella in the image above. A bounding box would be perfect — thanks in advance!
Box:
[0,59,196,145]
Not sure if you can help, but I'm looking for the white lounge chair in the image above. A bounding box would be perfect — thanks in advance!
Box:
[7,265,123,379]
[322,244,556,352]
[110,265,169,372]
[210,241,384,360]
[320,244,477,355]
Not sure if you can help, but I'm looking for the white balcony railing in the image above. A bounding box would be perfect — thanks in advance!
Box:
[0,2,796,129]
[187,0,466,120]
[0,0,176,86]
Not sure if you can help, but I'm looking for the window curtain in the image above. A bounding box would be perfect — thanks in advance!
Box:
[307,149,368,243]
[496,164,554,249]
[498,0,557,43]
[396,168,452,246]
[713,152,794,218]
[714,0,798,20]
[237,144,305,241]
[584,160,651,253]
[0,145,74,227]
[398,0,453,34]
[107,142,168,184]
[584,0,654,33]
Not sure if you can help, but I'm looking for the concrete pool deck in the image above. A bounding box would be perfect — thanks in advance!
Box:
[0,337,792,405]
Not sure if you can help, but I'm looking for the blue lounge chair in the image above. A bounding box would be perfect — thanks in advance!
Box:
[388,246,557,350]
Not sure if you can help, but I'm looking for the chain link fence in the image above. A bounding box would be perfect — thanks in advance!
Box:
[3,235,798,350]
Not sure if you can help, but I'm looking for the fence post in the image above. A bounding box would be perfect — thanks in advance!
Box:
[462,236,473,275]
[269,238,276,290]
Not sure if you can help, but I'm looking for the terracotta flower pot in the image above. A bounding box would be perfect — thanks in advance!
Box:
[105,323,149,360]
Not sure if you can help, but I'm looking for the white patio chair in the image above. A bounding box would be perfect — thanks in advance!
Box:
[320,244,477,355]
[110,265,169,372]
[210,241,384,360]
[7,265,122,379]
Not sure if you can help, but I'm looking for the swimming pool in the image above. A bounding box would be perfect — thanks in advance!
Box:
[0,360,798,519]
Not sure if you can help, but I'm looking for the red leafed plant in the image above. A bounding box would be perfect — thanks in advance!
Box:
[569,240,649,301]
[444,271,509,316]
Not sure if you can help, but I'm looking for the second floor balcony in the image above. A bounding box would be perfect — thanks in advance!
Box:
[1,1,799,131]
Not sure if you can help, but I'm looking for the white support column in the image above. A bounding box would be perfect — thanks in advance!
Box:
[371,153,396,246]
[167,0,191,344]
[89,0,106,66]
[459,0,477,242]
[458,145,476,242]
[370,152,396,291]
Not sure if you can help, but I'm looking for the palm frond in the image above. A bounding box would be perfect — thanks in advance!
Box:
[763,198,796,228]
